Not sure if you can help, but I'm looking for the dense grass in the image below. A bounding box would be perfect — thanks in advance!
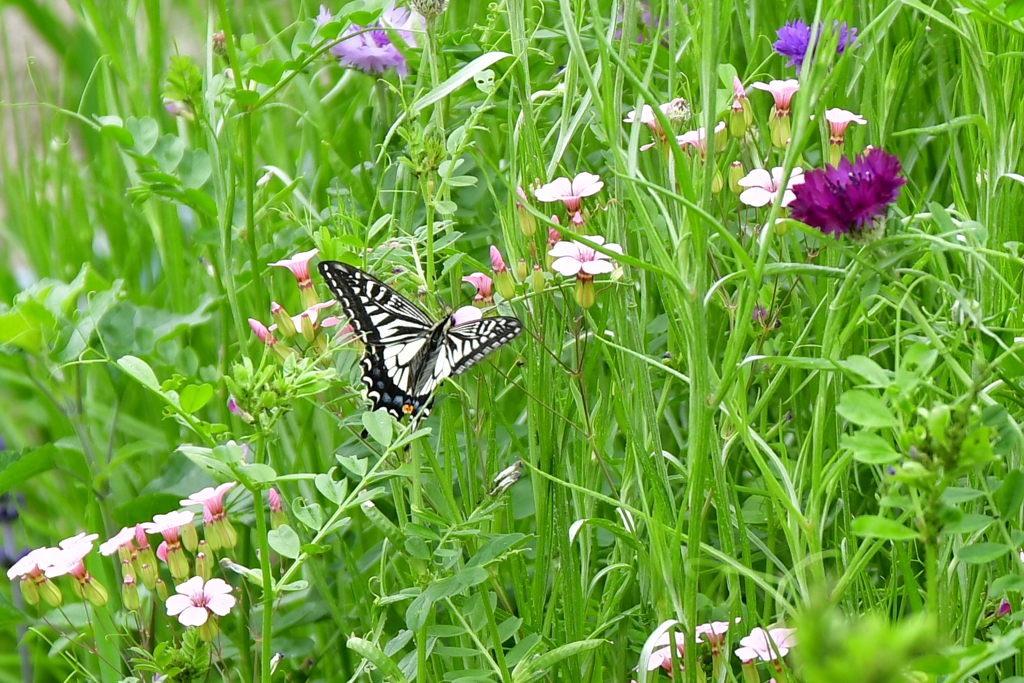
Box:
[3,1,1024,682]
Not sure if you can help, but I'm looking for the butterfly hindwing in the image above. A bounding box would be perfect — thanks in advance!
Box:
[317,261,433,344]
[317,260,521,419]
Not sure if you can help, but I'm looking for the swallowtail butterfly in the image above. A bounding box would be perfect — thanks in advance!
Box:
[318,261,523,419]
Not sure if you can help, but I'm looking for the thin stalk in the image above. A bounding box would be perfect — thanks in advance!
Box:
[253,435,276,683]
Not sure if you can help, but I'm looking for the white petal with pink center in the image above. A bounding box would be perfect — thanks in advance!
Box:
[623,104,656,125]
[100,527,136,556]
[269,248,319,282]
[142,510,196,536]
[166,576,236,627]
[6,547,61,579]
[737,167,804,207]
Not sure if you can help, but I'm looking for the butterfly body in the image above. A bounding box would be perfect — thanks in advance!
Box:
[318,261,522,420]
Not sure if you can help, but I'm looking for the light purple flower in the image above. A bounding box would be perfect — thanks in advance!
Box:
[330,6,418,77]
[773,20,857,73]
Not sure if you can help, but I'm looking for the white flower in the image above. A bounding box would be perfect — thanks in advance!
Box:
[165,576,237,626]
[548,235,623,279]
[734,626,796,662]
[737,167,805,207]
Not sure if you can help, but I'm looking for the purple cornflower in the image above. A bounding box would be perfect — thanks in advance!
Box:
[330,5,418,77]
[789,148,905,240]
[773,20,857,73]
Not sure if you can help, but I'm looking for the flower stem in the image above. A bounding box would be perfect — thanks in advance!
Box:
[252,435,275,683]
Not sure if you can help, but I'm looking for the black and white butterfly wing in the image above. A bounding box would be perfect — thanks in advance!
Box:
[413,317,524,397]
[317,261,433,344]
[361,343,433,420]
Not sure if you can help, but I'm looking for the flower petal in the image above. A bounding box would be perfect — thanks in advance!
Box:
[165,594,192,616]
[737,168,772,190]
[739,187,774,207]
[178,605,210,627]
[581,260,615,275]
[533,177,573,203]
[551,257,583,277]
[571,172,604,197]
[548,241,581,259]
[207,593,237,616]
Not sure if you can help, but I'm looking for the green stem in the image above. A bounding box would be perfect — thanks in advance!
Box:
[253,435,275,683]
[241,112,265,315]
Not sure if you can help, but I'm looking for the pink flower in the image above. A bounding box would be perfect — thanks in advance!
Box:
[142,510,195,542]
[737,167,805,207]
[44,533,98,579]
[181,482,237,526]
[533,173,604,224]
[156,541,169,563]
[134,524,152,550]
[452,306,483,326]
[462,272,494,304]
[269,301,336,335]
[165,576,236,627]
[489,245,508,274]
[249,318,277,347]
[269,488,283,513]
[753,79,800,114]
[646,631,685,671]
[696,618,740,654]
[549,235,623,280]
[624,100,689,150]
[6,547,60,580]
[825,108,866,144]
[735,627,797,663]
[269,248,319,289]
[676,122,726,159]
[99,527,136,557]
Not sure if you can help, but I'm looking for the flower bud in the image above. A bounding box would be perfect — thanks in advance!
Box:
[712,169,724,194]
[409,0,448,19]
[39,577,63,607]
[195,552,212,581]
[181,522,199,553]
[271,302,297,338]
[730,99,748,138]
[769,109,791,149]
[83,575,109,607]
[155,578,168,601]
[516,258,528,282]
[213,30,227,58]
[515,187,537,237]
[198,617,220,642]
[728,161,745,194]
[138,561,158,591]
[574,279,596,309]
[269,488,287,530]
[531,265,545,296]
[300,312,317,344]
[20,577,40,606]
[122,574,141,611]
[167,545,191,582]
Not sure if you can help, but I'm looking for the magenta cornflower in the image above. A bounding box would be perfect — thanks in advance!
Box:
[330,6,418,77]
[788,148,905,240]
[773,20,857,73]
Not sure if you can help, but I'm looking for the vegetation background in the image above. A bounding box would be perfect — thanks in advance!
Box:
[3,0,1024,682]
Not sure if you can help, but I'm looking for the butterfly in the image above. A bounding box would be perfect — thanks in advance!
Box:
[318,261,523,420]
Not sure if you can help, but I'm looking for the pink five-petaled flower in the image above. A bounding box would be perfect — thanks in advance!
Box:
[533,173,604,226]
[677,122,727,160]
[735,627,797,663]
[646,631,685,672]
[462,272,494,305]
[181,482,239,551]
[165,576,236,627]
[270,249,318,289]
[45,533,108,606]
[737,167,805,208]
[549,236,623,280]
[143,510,195,581]
[696,619,740,656]
[6,547,63,607]
[624,99,690,150]
[99,527,136,562]
[825,108,866,165]
[753,79,801,147]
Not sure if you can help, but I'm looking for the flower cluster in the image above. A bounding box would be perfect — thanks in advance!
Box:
[249,248,353,363]
[641,620,795,680]
[3,482,268,642]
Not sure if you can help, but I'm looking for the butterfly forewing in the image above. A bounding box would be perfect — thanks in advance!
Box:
[318,261,433,344]
[317,260,522,419]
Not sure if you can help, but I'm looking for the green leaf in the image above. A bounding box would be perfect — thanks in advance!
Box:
[247,59,286,86]
[178,384,214,414]
[405,591,434,632]
[996,470,1024,518]
[955,542,1012,564]
[840,355,891,387]
[347,636,409,683]
[237,463,277,483]
[940,487,984,504]
[0,445,57,494]
[843,432,899,464]
[511,639,606,683]
[456,566,489,588]
[991,574,1024,595]
[837,390,897,429]
[944,513,993,535]
[851,515,919,540]
[100,124,135,147]
[179,149,212,189]
[362,411,393,447]
[314,471,345,504]
[126,116,159,155]
[151,134,185,173]
[117,355,161,391]
[412,51,512,114]
[267,524,301,559]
